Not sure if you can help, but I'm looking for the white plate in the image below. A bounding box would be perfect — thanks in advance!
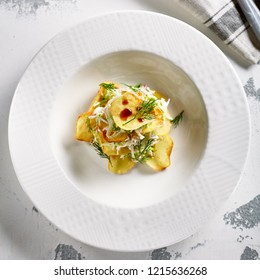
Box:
[8,11,250,251]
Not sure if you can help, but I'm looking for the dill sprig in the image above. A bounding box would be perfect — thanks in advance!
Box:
[99,83,117,106]
[136,138,155,163]
[122,83,142,92]
[112,122,121,131]
[124,98,157,125]
[86,117,93,132]
[99,82,116,91]
[99,92,111,107]
[91,141,111,164]
[126,138,156,163]
[171,110,184,127]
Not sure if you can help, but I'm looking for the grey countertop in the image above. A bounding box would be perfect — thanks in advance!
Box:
[0,0,259,260]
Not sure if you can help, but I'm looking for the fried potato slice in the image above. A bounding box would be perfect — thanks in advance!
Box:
[142,119,172,136]
[102,145,130,156]
[141,116,162,134]
[110,92,152,130]
[75,112,95,142]
[142,119,172,135]
[101,138,130,155]
[141,105,172,135]
[98,82,120,107]
[155,119,172,135]
[146,134,173,171]
[87,91,102,114]
[95,130,130,155]
[97,127,127,143]
[108,156,135,174]
[87,81,120,113]
[102,130,129,143]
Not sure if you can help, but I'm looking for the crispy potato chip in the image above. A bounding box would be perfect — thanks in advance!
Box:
[76,112,95,142]
[102,130,129,143]
[95,130,130,155]
[108,155,135,174]
[142,106,171,135]
[155,119,172,135]
[87,91,102,114]
[146,134,173,171]
[142,119,172,135]
[87,81,120,113]
[110,92,152,130]
[101,142,130,156]
[97,128,128,143]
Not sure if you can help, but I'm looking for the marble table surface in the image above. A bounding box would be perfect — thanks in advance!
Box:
[0,0,259,260]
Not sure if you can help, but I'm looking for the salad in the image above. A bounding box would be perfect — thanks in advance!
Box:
[76,82,183,174]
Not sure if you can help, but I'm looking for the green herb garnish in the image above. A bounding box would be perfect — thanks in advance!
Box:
[91,141,111,164]
[171,110,184,127]
[112,122,121,131]
[99,83,117,106]
[136,138,155,163]
[99,82,116,91]
[122,83,142,92]
[124,98,157,125]
[126,138,156,163]
[99,92,111,107]
[86,117,93,132]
